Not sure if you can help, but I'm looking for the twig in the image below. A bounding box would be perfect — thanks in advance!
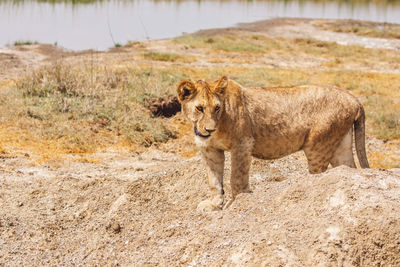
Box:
[138,14,150,41]
[107,16,117,46]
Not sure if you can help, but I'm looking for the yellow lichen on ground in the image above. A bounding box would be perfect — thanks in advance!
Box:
[0,79,14,89]
[0,122,140,164]
[368,141,400,169]
[0,124,65,163]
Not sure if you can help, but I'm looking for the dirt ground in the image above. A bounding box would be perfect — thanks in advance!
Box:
[1,18,400,266]
[2,139,400,266]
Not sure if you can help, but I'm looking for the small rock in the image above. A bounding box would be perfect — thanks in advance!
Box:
[107,221,121,233]
[269,167,287,182]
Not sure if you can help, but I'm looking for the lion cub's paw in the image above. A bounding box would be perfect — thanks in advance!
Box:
[197,199,222,212]
[223,198,234,210]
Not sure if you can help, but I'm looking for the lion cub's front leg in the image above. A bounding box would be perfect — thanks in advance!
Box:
[197,147,225,211]
[224,140,253,209]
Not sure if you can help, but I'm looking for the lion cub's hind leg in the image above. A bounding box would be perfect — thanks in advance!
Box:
[303,141,335,174]
[304,128,356,174]
[303,149,331,174]
[329,128,356,168]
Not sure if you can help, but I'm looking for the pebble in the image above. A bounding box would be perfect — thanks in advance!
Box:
[107,221,121,233]
[111,222,121,233]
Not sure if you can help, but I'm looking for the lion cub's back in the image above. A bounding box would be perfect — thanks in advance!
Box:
[242,84,361,159]
[243,84,360,120]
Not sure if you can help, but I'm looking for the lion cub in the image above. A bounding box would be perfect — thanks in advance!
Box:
[177,76,369,211]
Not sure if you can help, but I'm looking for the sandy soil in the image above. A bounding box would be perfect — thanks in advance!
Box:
[1,18,400,266]
[1,136,400,266]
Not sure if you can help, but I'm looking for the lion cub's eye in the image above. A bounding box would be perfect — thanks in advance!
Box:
[214,105,220,112]
[196,106,204,112]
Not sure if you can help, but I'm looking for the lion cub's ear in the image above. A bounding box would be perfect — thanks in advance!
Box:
[177,80,196,102]
[213,76,228,96]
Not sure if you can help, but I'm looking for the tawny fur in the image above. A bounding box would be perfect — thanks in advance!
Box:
[177,76,369,211]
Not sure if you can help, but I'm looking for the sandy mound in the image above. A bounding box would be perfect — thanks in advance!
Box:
[1,149,399,265]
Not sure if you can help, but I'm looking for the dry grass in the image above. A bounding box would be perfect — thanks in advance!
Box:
[0,64,188,158]
[290,38,400,66]
[2,60,399,162]
[174,34,400,69]
[317,20,400,39]
[2,29,400,165]
[365,96,400,140]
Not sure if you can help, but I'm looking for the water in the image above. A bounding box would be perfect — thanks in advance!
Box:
[1,0,400,51]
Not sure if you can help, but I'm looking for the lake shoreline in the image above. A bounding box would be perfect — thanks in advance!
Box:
[1,17,400,82]
[2,0,400,50]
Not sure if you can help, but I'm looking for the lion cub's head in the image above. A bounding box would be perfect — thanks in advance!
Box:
[177,76,228,141]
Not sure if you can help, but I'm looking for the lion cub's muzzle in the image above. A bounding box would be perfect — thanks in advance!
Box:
[194,126,215,138]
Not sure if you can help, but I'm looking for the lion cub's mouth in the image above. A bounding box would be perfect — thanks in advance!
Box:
[194,126,211,138]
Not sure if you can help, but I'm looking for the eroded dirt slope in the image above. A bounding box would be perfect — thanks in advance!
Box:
[1,144,400,266]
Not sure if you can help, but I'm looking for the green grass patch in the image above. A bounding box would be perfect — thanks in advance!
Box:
[143,51,194,63]
[174,35,281,53]
[14,40,39,46]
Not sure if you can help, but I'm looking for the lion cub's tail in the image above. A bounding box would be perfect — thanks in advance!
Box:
[354,105,370,168]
